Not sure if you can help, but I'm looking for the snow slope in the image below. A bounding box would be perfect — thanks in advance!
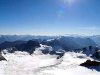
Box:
[39,52,100,75]
[0,51,100,75]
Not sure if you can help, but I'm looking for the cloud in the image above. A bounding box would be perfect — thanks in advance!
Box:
[78,26,98,30]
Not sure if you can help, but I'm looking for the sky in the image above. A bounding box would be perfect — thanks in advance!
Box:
[0,0,100,35]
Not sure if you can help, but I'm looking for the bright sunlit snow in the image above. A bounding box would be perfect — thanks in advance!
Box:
[0,50,100,75]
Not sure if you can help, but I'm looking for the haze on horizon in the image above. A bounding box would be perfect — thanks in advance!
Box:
[0,0,100,35]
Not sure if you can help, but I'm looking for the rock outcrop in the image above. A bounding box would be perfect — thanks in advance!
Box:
[80,60,100,66]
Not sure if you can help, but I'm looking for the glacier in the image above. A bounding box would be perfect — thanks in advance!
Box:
[0,50,100,75]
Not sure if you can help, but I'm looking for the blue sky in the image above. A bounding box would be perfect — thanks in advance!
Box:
[0,0,100,35]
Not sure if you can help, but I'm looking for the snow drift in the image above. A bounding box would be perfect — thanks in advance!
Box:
[0,48,100,75]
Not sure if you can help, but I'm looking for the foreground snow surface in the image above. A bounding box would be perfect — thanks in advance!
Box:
[0,51,100,75]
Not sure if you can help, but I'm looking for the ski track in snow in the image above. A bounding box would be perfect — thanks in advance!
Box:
[0,51,100,75]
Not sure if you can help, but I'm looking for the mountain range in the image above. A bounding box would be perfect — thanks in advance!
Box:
[0,35,100,54]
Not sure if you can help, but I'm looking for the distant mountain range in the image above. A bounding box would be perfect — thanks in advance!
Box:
[0,35,57,44]
[0,35,100,63]
[0,35,100,53]
[41,36,97,51]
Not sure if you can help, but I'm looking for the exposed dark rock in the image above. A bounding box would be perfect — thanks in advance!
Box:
[49,50,56,55]
[89,46,92,51]
[0,50,7,61]
[7,47,18,53]
[80,60,100,66]
[82,47,87,52]
[95,51,100,58]
[0,40,40,54]
[0,41,26,49]
[48,50,65,59]
[91,46,100,58]
[16,40,40,54]
[0,55,7,61]
[42,50,49,54]
[56,52,65,59]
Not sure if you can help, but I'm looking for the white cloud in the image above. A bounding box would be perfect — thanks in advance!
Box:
[78,26,98,30]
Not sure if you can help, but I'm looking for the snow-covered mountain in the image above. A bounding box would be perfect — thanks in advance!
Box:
[0,35,100,75]
[0,35,100,46]
[0,48,100,75]
[0,35,99,53]
[41,36,97,51]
